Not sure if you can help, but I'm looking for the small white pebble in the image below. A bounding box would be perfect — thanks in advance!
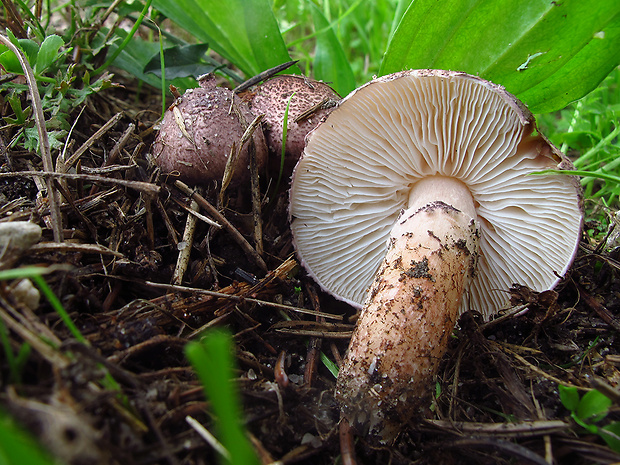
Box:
[301,433,322,448]
[11,279,40,310]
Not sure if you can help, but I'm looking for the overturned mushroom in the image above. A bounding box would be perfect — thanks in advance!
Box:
[289,70,582,440]
[248,75,340,177]
[152,74,267,188]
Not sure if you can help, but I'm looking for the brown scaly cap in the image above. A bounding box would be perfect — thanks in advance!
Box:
[152,74,267,188]
[248,75,340,176]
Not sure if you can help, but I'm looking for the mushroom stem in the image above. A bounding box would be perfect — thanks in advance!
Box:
[335,177,479,441]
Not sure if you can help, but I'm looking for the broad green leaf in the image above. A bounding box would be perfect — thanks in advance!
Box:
[309,3,356,96]
[34,35,64,76]
[143,44,216,79]
[0,37,40,74]
[0,50,23,74]
[102,29,163,89]
[388,0,413,41]
[558,384,580,412]
[152,0,295,78]
[16,39,39,67]
[381,0,620,113]
[241,0,297,75]
[576,389,611,423]
[102,29,191,92]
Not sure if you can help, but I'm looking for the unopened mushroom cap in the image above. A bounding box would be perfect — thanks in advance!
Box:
[153,75,267,187]
[289,70,583,318]
[249,75,340,173]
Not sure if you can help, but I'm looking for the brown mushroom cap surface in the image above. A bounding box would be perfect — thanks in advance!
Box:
[249,75,340,174]
[152,75,267,187]
[290,69,582,319]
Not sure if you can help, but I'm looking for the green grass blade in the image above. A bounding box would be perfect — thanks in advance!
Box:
[0,266,57,281]
[0,316,19,382]
[143,43,213,80]
[185,330,259,465]
[381,0,620,113]
[320,351,339,378]
[31,274,86,344]
[574,124,620,169]
[158,25,166,118]
[11,0,46,39]
[309,2,356,96]
[103,28,193,91]
[275,92,295,196]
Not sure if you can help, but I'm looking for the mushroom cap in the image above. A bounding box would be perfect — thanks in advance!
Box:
[152,75,267,187]
[289,70,583,318]
[248,75,340,172]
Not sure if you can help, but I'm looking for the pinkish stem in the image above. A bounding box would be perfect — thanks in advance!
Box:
[336,177,479,441]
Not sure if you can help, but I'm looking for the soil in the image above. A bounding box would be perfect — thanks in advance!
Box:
[1,78,620,465]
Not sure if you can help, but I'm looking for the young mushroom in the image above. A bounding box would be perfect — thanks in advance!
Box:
[152,74,267,189]
[247,75,340,178]
[288,70,583,441]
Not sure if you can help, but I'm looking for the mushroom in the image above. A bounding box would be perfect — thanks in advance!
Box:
[288,70,582,440]
[248,75,340,178]
[152,74,267,188]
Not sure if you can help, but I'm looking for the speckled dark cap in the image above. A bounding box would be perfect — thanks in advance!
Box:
[153,75,267,188]
[248,75,340,176]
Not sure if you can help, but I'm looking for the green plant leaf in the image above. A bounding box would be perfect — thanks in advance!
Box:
[34,35,64,76]
[381,0,620,113]
[0,409,56,465]
[185,330,260,465]
[16,38,39,67]
[559,384,580,412]
[3,93,31,125]
[309,2,356,96]
[23,128,66,152]
[102,28,169,89]
[0,36,37,75]
[143,43,216,79]
[0,49,23,74]
[535,169,620,187]
[600,422,620,453]
[388,0,414,41]
[152,0,295,78]
[576,389,612,423]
